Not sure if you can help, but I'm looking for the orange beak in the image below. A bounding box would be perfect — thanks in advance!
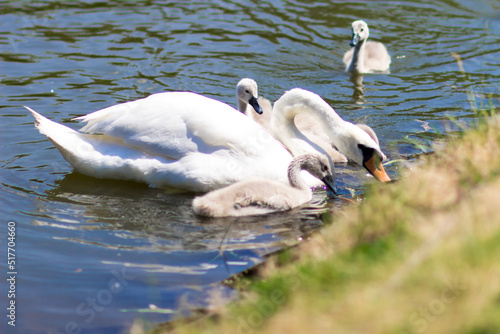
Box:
[364,154,391,182]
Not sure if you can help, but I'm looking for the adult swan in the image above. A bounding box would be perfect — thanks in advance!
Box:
[27,88,390,192]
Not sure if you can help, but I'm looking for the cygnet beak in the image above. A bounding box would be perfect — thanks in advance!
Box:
[248,96,263,115]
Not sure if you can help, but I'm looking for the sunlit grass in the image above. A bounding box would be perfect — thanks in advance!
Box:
[143,115,500,334]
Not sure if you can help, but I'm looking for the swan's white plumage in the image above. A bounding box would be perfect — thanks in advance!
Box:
[237,81,380,164]
[26,92,303,192]
[271,88,384,164]
[270,88,390,181]
[76,92,264,159]
[28,87,390,191]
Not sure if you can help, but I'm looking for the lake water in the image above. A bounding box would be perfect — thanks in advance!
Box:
[1,0,500,333]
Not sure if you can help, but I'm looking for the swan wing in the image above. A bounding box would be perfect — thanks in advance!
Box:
[27,93,298,192]
[75,91,271,160]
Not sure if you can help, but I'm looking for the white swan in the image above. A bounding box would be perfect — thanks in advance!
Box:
[292,114,383,164]
[236,79,384,164]
[343,20,391,73]
[25,94,296,192]
[27,87,390,192]
[192,153,336,217]
[270,88,391,182]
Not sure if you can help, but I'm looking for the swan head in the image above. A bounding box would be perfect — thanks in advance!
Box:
[350,20,370,47]
[290,153,337,194]
[272,88,390,182]
[337,123,391,182]
[356,123,379,146]
[236,78,263,115]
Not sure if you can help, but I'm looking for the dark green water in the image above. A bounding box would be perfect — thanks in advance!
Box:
[1,0,500,333]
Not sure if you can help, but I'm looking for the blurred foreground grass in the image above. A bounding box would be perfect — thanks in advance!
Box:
[142,115,500,334]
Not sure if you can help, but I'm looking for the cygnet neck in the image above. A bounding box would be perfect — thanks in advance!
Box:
[348,39,366,73]
[287,155,311,190]
[237,99,251,116]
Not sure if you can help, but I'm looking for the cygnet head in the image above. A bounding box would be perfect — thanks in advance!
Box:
[236,78,263,115]
[350,20,370,47]
[289,153,337,193]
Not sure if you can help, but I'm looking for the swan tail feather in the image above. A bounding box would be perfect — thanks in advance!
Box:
[25,106,44,128]
[26,106,101,175]
[25,107,216,189]
[25,106,79,139]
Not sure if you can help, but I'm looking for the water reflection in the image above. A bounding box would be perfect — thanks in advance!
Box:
[39,172,327,254]
[20,171,335,332]
[349,73,366,104]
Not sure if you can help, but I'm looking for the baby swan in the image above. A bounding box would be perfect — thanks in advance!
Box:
[236,78,272,129]
[343,20,391,73]
[193,153,336,217]
[236,78,264,116]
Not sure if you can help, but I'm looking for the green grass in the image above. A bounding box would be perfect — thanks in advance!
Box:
[135,117,500,334]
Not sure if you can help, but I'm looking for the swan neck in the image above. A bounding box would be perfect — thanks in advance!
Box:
[271,94,344,158]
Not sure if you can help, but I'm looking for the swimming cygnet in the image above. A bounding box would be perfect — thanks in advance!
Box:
[343,20,391,73]
[192,153,336,217]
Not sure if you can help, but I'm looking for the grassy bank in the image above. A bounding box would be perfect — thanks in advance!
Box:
[148,117,500,334]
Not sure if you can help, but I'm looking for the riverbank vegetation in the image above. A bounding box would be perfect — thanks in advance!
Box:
[141,112,500,334]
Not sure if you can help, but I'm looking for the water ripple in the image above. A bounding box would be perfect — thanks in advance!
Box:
[2,0,500,332]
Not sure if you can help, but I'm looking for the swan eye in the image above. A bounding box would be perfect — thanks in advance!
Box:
[360,28,364,32]
[322,165,329,172]
[358,144,375,164]
[245,90,250,94]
